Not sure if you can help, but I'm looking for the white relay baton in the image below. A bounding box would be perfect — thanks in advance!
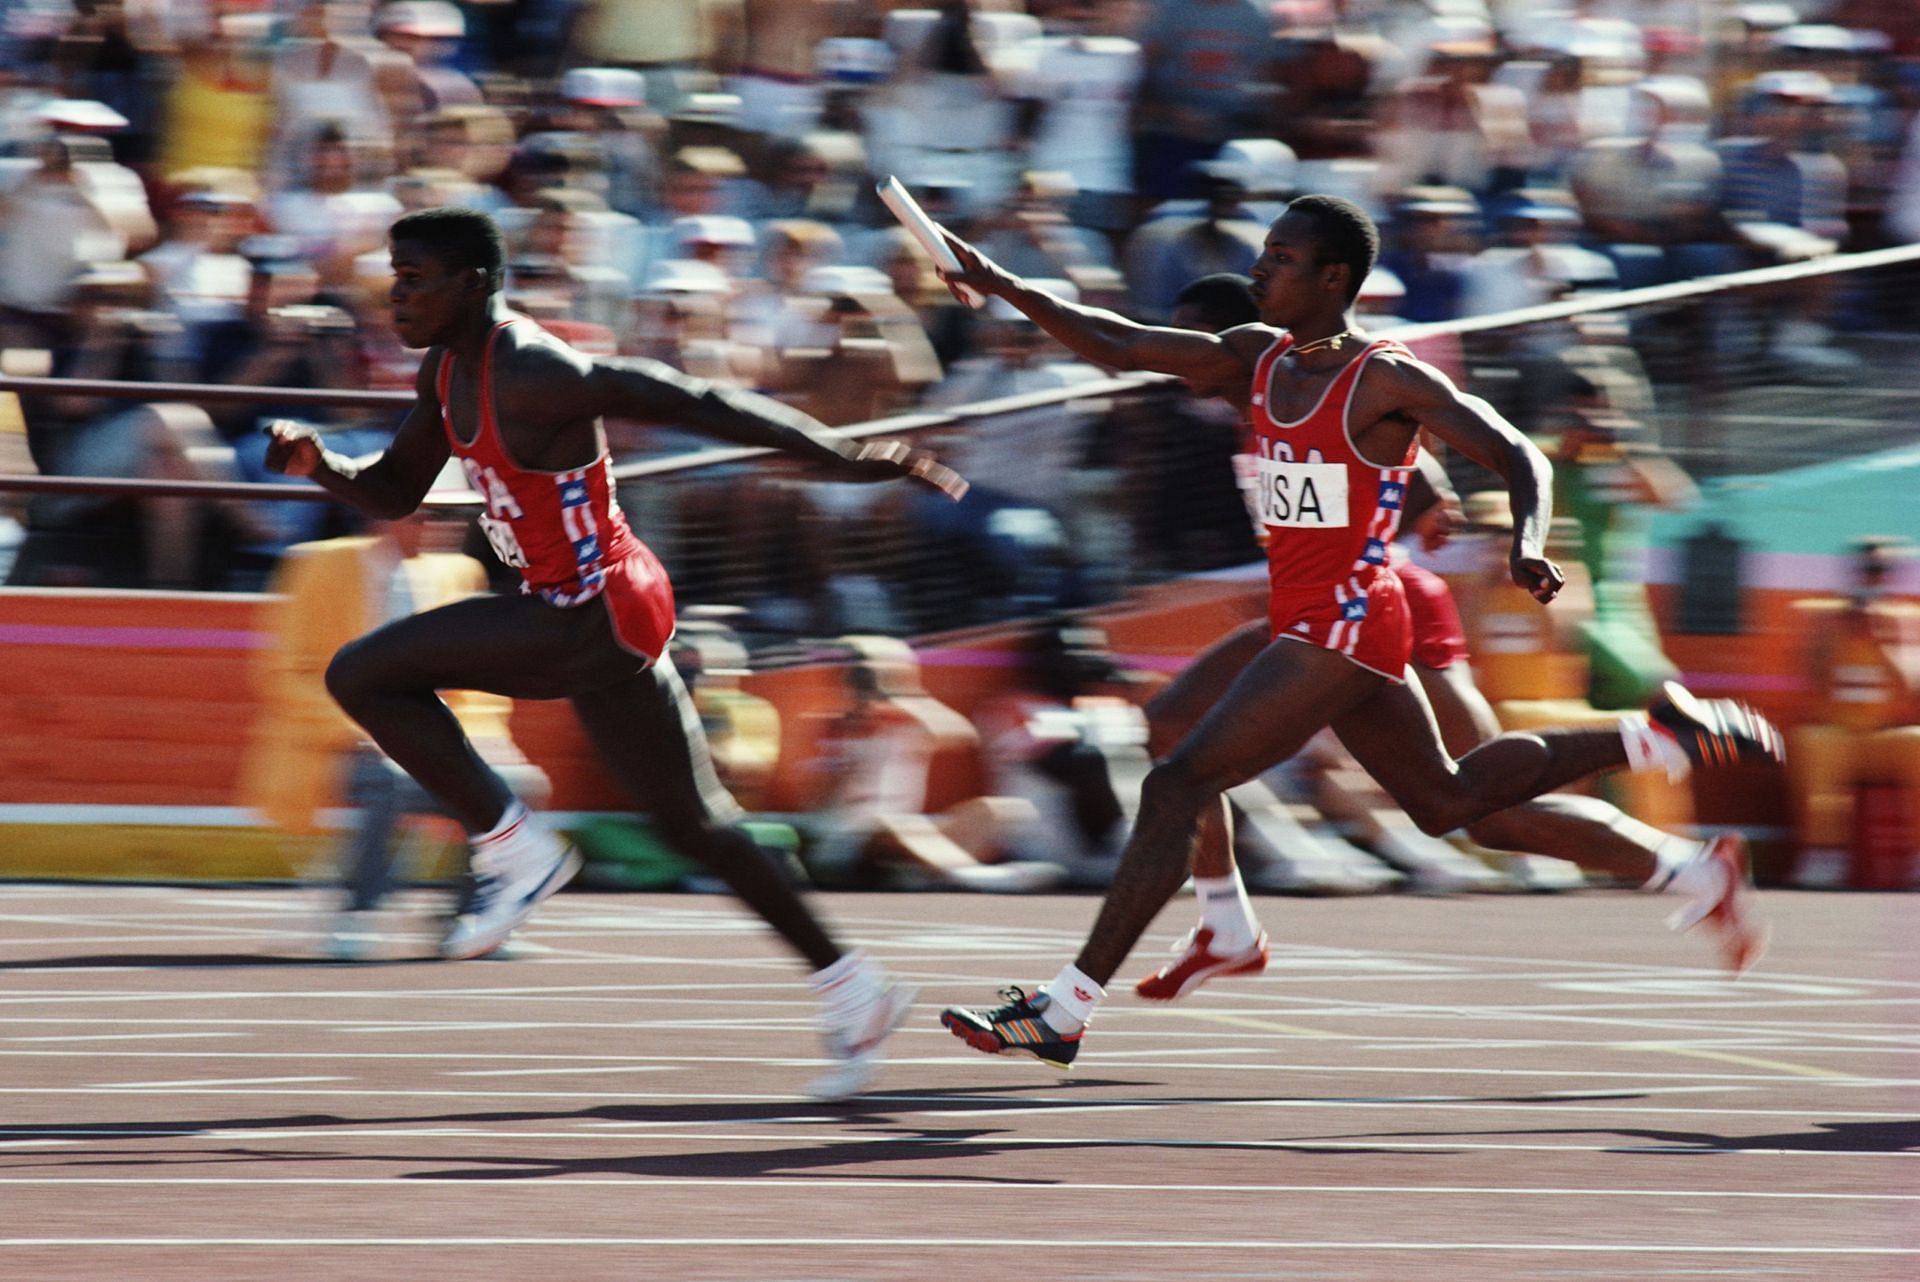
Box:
[877,175,985,309]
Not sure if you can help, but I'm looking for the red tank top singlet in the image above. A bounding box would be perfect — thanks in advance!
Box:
[438,318,675,659]
[1244,334,1418,589]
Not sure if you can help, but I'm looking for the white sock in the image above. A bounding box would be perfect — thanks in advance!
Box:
[1040,963,1103,1036]
[1194,871,1259,954]
[811,950,875,1015]
[1641,837,1705,892]
[1619,716,1691,782]
[1665,846,1730,903]
[473,801,530,846]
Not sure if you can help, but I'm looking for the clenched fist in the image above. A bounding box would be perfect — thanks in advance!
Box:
[264,419,324,478]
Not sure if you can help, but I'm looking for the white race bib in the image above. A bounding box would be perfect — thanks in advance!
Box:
[478,513,529,569]
[1253,457,1349,529]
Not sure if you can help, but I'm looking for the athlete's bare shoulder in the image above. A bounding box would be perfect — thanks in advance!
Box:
[1220,322,1285,365]
[492,324,596,421]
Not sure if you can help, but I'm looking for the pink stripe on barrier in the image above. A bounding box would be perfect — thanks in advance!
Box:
[914,647,1189,674]
[1678,671,1808,693]
[0,624,265,650]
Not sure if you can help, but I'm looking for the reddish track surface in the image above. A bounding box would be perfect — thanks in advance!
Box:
[0,883,1914,1281]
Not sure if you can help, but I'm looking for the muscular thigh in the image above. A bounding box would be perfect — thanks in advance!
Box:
[1168,637,1384,792]
[1413,659,1504,757]
[1146,618,1269,741]
[337,593,646,701]
[1331,674,1460,801]
[569,657,743,831]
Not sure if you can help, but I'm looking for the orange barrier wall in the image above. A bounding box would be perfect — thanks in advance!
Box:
[0,575,1805,877]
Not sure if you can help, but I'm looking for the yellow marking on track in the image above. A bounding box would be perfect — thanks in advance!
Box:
[1171,1012,1356,1040]
[1629,1044,1866,1082]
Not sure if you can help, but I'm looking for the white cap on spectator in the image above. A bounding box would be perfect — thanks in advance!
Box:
[376,0,464,38]
[801,264,893,296]
[970,10,1042,49]
[673,215,756,250]
[816,37,894,84]
[1197,138,1298,196]
[36,99,128,132]
[1751,69,1835,102]
[1358,265,1406,307]
[1769,24,1854,54]
[560,67,645,108]
[640,258,731,295]
[986,277,1076,320]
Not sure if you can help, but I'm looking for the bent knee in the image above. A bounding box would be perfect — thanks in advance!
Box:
[324,640,380,706]
[1400,792,1476,837]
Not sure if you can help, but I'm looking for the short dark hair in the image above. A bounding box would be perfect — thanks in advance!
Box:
[1286,193,1379,304]
[390,206,506,292]
[1172,273,1258,332]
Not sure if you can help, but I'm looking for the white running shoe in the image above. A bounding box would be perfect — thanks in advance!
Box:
[440,829,580,961]
[1667,832,1769,976]
[805,964,918,1101]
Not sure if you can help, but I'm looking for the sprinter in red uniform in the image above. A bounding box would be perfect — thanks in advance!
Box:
[266,206,965,1098]
[1132,275,1766,1001]
[933,195,1783,1070]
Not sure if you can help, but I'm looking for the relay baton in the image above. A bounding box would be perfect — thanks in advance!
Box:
[877,176,985,309]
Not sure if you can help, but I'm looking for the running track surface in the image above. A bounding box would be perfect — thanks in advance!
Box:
[0,883,1914,1282]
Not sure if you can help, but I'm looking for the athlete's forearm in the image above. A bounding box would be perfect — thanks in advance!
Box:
[603,357,865,467]
[989,278,1143,370]
[302,450,423,521]
[1499,439,1555,559]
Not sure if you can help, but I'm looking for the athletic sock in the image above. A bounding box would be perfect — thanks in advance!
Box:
[811,950,875,1017]
[1641,836,1705,892]
[1619,715,1692,782]
[1040,963,1103,1036]
[1664,845,1730,904]
[473,800,530,846]
[1194,872,1259,954]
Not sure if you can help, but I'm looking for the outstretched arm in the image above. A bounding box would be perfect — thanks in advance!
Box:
[264,357,452,520]
[937,230,1260,387]
[1383,359,1561,603]
[580,353,967,499]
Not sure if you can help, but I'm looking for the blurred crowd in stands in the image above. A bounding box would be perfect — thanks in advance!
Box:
[0,0,1917,613]
[0,0,1913,905]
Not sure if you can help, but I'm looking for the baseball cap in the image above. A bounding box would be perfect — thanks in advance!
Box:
[672,215,756,250]
[36,99,128,132]
[1750,69,1835,102]
[1194,138,1298,195]
[375,0,464,37]
[560,67,646,108]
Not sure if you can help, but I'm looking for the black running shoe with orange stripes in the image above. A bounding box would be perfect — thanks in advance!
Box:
[940,986,1081,1069]
[1648,681,1785,771]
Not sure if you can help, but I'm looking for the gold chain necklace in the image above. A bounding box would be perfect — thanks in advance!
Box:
[1289,328,1356,358]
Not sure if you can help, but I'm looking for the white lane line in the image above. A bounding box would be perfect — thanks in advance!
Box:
[96,1076,350,1090]
[0,1128,1910,1157]
[0,1046,1903,1085]
[446,1066,680,1077]
[0,1083,1911,1125]
[0,1178,1913,1202]
[0,1237,1911,1254]
[11,1033,243,1043]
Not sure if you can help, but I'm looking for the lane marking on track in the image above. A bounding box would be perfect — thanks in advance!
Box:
[1168,1011,1357,1039]
[0,1046,1906,1084]
[12,1032,243,1043]
[1,1088,1916,1122]
[0,1177,1909,1200]
[0,1128,1913,1156]
[0,1236,1912,1254]
[95,1076,351,1089]
[1627,1043,1876,1082]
